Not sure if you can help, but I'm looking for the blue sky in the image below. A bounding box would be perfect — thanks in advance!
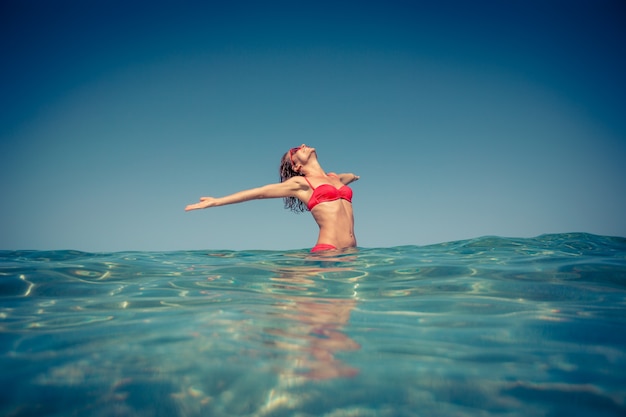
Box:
[1,0,625,251]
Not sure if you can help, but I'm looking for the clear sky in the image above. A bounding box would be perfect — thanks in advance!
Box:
[1,0,625,252]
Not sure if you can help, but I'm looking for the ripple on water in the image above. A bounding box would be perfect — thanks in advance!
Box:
[0,236,625,417]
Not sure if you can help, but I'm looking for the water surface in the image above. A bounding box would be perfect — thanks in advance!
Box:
[1,233,625,416]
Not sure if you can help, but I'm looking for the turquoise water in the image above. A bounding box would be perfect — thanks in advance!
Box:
[1,233,625,417]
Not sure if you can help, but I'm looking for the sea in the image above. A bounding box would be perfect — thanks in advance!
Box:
[1,233,625,417]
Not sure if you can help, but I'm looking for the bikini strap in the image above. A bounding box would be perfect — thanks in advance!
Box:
[304,176,316,189]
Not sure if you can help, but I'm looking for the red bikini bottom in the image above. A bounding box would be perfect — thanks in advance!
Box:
[311,243,337,253]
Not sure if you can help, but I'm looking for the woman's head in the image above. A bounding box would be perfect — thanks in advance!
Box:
[279,145,307,213]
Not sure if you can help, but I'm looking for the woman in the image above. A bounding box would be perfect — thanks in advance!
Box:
[185,144,359,252]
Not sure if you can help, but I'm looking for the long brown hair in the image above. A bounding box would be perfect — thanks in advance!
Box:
[279,151,308,213]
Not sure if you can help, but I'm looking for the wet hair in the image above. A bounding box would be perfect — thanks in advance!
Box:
[279,151,308,213]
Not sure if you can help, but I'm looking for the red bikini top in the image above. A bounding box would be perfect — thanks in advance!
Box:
[304,174,353,211]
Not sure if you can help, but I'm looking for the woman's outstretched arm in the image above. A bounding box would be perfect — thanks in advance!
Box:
[185,178,305,211]
[334,173,360,185]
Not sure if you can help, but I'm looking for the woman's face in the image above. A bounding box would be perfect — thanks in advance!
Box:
[289,145,303,166]
[289,144,315,168]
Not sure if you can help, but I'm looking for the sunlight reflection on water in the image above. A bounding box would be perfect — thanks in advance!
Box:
[1,233,625,416]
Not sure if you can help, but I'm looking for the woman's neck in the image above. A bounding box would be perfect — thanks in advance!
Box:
[301,160,326,177]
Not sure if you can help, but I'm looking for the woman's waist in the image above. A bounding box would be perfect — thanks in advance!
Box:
[316,230,356,248]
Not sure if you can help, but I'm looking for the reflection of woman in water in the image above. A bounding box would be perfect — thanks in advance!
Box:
[268,266,361,380]
[185,144,359,253]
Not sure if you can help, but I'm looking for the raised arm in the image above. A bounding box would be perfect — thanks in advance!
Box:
[332,173,360,185]
[185,178,305,211]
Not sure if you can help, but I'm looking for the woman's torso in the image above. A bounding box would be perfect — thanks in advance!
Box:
[302,176,356,248]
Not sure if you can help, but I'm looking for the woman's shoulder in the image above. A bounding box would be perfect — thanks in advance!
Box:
[282,175,309,189]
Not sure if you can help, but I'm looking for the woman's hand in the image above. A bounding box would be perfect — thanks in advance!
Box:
[185,197,218,211]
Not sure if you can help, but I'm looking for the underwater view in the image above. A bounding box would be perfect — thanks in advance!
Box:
[1,233,625,416]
